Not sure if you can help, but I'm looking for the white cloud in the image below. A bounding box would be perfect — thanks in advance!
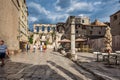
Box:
[54,0,63,11]
[28,2,69,22]
[78,14,84,17]
[47,13,69,22]
[93,1,102,5]
[66,1,94,12]
[27,2,50,15]
[55,6,63,11]
[99,17,109,22]
[29,16,38,22]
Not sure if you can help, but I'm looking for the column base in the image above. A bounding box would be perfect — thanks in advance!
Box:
[66,53,77,61]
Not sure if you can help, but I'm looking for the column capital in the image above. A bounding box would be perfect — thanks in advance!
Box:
[71,18,75,25]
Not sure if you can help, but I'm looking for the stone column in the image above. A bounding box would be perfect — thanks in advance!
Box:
[71,18,77,60]
[33,25,37,44]
[33,25,37,32]
[44,26,47,34]
[39,26,42,34]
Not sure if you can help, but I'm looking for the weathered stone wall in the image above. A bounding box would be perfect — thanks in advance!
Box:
[110,11,120,35]
[89,38,105,52]
[89,35,120,52]
[112,35,120,51]
[0,0,19,50]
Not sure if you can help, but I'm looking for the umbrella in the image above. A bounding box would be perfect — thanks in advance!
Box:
[40,39,47,42]
[75,38,87,42]
[58,39,71,43]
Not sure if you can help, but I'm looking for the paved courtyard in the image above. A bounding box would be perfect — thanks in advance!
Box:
[0,49,97,80]
[77,52,120,80]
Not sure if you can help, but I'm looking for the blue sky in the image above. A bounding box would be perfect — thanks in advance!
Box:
[26,0,120,31]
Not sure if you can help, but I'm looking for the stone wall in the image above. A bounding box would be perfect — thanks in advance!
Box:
[0,0,19,50]
[89,35,120,52]
[89,38,105,52]
[110,10,120,35]
[112,35,120,51]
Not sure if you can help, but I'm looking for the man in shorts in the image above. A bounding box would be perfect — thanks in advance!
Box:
[0,40,8,67]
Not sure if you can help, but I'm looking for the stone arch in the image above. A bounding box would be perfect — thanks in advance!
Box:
[56,25,65,33]
[47,26,50,32]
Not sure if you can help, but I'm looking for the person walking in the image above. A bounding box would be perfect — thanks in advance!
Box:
[33,44,36,53]
[43,44,46,52]
[0,40,8,67]
[40,44,43,52]
[26,43,29,52]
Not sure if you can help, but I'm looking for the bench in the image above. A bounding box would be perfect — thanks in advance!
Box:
[93,52,102,61]
[102,53,118,65]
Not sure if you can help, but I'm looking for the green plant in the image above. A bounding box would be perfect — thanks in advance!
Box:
[28,35,33,44]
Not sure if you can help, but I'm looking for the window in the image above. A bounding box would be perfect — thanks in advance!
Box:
[36,26,39,32]
[119,22,120,25]
[82,26,86,29]
[82,20,84,23]
[99,31,101,34]
[76,31,78,34]
[91,26,93,29]
[75,25,79,29]
[47,27,50,32]
[90,31,92,35]
[114,15,117,20]
[42,26,45,31]
[17,0,20,7]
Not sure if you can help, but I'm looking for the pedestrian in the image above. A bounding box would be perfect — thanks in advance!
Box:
[0,40,8,67]
[26,43,29,52]
[33,44,36,53]
[43,44,46,52]
[40,44,43,52]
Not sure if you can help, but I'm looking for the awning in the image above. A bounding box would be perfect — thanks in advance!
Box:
[40,39,47,42]
[58,39,71,43]
[75,38,87,42]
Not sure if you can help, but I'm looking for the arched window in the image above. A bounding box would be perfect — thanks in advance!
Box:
[42,26,45,31]
[47,26,50,32]
[36,26,39,32]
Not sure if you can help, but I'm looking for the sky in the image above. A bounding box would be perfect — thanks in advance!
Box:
[26,0,120,31]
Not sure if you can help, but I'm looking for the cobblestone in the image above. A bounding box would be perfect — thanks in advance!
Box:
[76,52,120,80]
[0,49,96,80]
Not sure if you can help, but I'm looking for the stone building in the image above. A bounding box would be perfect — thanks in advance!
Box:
[64,16,90,39]
[33,24,56,49]
[18,0,29,51]
[84,20,107,51]
[110,10,120,35]
[56,16,107,52]
[85,19,107,39]
[0,0,28,52]
[110,10,120,51]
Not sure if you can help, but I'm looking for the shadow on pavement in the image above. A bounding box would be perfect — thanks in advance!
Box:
[47,61,83,80]
[0,59,66,80]
[78,55,94,61]
[70,63,98,80]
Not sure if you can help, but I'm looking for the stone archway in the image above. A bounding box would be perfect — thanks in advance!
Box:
[33,24,56,49]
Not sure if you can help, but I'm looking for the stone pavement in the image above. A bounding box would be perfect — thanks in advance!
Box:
[0,49,97,80]
[76,52,120,80]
